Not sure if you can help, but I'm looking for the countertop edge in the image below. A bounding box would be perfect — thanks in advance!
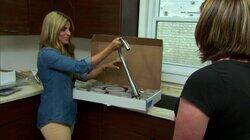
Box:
[0,84,43,104]
[0,84,175,122]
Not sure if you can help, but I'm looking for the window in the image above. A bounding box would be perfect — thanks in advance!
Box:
[138,0,208,84]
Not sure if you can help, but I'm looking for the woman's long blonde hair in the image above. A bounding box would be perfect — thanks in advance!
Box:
[40,11,75,58]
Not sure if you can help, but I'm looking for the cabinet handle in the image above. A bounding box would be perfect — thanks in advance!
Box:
[1,29,18,33]
[6,30,18,33]
[68,0,74,9]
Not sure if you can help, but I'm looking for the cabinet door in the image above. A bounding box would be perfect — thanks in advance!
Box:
[73,101,103,139]
[0,119,29,139]
[0,96,42,140]
[102,106,175,140]
[53,0,76,24]
[120,0,139,36]
[101,126,149,140]
[0,0,28,35]
[75,0,121,38]
[29,0,53,35]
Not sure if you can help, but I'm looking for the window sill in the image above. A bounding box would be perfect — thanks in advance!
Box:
[161,82,183,97]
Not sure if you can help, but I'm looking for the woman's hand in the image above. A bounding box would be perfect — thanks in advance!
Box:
[91,37,121,66]
[102,59,122,70]
[87,59,122,79]
[108,37,122,51]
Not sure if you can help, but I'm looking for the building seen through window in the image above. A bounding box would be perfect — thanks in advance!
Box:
[139,0,206,84]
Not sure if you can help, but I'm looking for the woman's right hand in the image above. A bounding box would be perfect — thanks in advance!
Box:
[108,37,122,51]
[91,37,121,66]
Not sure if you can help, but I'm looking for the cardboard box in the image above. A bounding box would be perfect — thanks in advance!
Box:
[91,34,163,89]
[73,34,163,112]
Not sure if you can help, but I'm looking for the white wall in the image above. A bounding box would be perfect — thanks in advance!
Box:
[0,35,91,70]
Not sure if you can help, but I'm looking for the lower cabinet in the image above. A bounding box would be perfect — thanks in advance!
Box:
[0,118,29,139]
[73,102,102,140]
[73,101,175,140]
[0,96,174,140]
[0,96,43,140]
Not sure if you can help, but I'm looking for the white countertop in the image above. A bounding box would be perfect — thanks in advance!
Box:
[0,84,43,104]
[0,84,175,121]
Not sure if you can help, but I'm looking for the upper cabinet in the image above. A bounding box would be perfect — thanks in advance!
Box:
[75,0,120,37]
[53,0,76,24]
[0,0,29,35]
[29,0,53,35]
[0,0,139,37]
[29,0,75,35]
[75,0,139,38]
[120,0,139,37]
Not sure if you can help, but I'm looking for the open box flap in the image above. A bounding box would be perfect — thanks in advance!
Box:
[91,34,163,90]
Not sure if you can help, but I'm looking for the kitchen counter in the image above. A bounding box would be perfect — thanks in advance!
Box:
[0,84,43,104]
[0,84,175,139]
[0,84,175,121]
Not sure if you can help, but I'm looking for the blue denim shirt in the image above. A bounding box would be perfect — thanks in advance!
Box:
[37,47,93,128]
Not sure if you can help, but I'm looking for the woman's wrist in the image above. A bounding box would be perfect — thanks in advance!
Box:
[107,43,115,52]
[101,65,107,71]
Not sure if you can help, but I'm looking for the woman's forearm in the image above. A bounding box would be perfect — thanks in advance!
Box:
[91,45,113,66]
[91,37,121,66]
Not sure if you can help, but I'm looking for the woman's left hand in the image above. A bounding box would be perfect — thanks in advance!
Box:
[87,59,122,79]
[102,59,122,70]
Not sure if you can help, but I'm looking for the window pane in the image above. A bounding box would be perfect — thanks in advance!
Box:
[156,21,203,67]
[159,0,203,18]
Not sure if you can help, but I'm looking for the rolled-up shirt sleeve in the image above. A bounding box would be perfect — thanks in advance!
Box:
[83,57,93,72]
[39,48,93,74]
[79,73,88,81]
[77,57,92,81]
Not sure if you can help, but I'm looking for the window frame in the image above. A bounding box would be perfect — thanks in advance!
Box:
[138,0,207,84]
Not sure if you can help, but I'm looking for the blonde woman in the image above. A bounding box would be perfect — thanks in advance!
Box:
[37,11,121,140]
[174,0,250,140]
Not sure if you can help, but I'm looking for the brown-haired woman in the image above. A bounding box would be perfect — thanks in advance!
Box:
[37,11,121,140]
[174,0,250,139]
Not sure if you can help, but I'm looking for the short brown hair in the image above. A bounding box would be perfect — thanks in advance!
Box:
[195,0,250,62]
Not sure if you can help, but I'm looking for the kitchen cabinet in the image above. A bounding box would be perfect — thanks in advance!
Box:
[0,95,174,140]
[0,96,43,140]
[0,0,139,37]
[0,0,29,35]
[73,101,175,140]
[29,0,75,35]
[53,0,76,25]
[73,102,102,140]
[75,0,139,38]
[28,0,53,35]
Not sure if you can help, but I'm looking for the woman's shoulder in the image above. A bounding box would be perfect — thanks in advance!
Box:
[187,63,224,85]
[40,46,61,54]
[191,64,216,77]
[188,60,237,85]
[39,47,61,60]
[40,46,59,53]
[192,61,232,76]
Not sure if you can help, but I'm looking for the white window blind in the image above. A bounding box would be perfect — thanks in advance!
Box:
[157,21,201,66]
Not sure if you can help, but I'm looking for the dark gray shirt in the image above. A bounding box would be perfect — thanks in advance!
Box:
[177,60,250,140]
